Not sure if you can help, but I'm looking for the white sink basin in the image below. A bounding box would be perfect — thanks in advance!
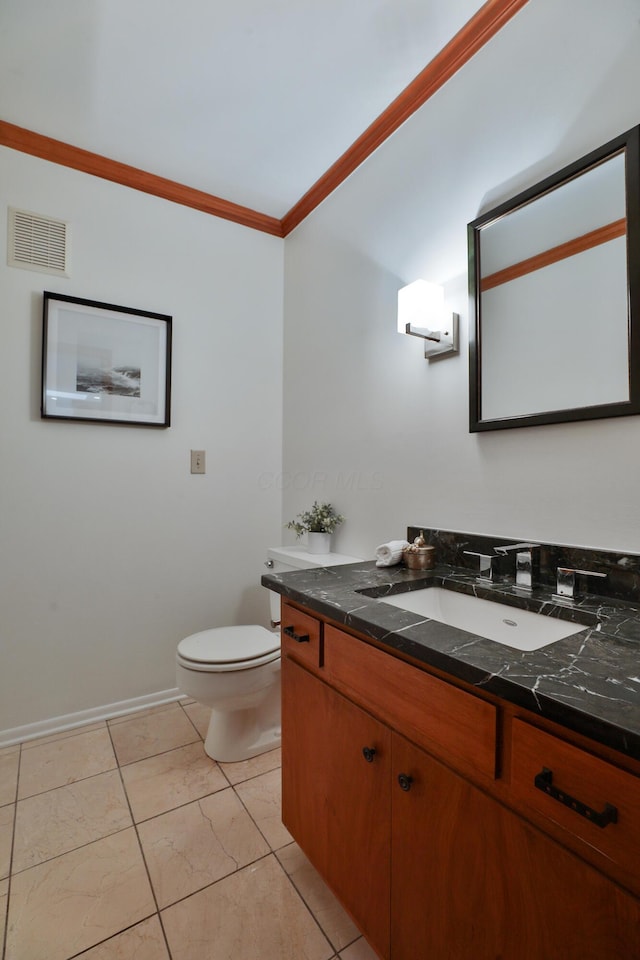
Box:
[381,587,587,651]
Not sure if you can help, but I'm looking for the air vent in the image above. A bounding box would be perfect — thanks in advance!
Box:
[8,207,70,276]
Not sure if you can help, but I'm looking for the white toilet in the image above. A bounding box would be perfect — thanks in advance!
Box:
[176,545,362,762]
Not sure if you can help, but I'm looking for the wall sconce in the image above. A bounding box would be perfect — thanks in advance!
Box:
[397,279,459,360]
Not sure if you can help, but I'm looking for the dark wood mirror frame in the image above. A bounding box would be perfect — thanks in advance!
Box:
[468,125,640,432]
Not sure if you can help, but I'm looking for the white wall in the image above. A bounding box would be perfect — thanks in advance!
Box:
[282,0,640,560]
[4,0,640,737]
[0,148,284,734]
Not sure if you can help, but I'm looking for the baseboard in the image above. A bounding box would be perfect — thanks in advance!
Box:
[0,688,186,748]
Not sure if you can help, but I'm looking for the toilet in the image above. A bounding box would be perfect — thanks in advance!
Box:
[176,545,362,762]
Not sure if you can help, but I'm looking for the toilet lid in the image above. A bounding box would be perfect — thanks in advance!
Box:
[177,625,279,666]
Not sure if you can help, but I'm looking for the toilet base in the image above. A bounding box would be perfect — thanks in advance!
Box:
[204,705,281,763]
[176,631,281,763]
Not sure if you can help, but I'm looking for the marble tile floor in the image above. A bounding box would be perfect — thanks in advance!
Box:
[0,700,379,960]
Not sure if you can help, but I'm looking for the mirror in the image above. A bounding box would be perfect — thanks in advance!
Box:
[468,126,640,431]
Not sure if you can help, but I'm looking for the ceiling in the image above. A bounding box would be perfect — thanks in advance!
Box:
[0,0,497,222]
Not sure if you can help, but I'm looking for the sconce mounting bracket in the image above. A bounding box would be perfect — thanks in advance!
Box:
[405,313,459,360]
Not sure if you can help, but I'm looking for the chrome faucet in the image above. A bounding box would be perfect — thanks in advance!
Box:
[553,567,606,603]
[463,551,499,584]
[494,543,539,593]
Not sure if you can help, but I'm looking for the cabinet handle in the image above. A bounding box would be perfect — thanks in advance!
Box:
[283,626,310,644]
[534,767,618,828]
[362,746,377,763]
[397,773,413,792]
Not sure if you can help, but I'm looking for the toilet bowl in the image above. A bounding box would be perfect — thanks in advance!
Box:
[177,546,363,763]
[176,625,281,762]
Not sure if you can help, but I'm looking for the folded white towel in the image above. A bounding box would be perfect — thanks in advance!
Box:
[375,540,409,567]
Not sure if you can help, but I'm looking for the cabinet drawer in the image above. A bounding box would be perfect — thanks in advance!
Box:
[511,719,640,883]
[323,626,497,780]
[281,602,322,671]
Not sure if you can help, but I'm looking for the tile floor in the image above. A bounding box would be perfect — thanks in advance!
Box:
[0,700,379,960]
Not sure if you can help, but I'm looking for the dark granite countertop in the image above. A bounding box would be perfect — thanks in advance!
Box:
[262,559,640,762]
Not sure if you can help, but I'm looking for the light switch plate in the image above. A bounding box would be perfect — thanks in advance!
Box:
[190,450,205,474]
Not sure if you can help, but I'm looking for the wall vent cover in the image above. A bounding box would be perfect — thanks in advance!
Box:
[7,207,70,276]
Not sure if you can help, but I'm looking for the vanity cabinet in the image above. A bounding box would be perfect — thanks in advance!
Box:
[280,601,640,960]
[282,657,391,957]
[509,717,640,894]
[391,735,640,959]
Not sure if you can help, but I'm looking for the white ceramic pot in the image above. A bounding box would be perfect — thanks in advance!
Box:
[307,532,331,554]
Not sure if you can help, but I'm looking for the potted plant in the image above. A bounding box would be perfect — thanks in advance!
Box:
[285,501,345,554]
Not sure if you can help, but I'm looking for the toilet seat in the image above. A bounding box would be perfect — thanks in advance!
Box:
[177,625,280,673]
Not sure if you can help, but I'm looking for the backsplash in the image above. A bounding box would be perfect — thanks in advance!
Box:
[407,527,640,605]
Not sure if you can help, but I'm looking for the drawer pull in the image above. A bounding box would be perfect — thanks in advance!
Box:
[283,626,310,644]
[397,773,413,792]
[534,767,618,828]
[362,746,377,763]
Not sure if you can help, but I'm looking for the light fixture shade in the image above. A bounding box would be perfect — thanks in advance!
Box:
[397,279,444,334]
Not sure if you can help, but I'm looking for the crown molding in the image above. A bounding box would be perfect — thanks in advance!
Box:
[281,0,530,235]
[0,120,284,237]
[1,0,529,238]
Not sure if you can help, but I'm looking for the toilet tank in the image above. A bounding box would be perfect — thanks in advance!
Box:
[265,545,363,626]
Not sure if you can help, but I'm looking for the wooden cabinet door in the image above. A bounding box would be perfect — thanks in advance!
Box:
[391,733,640,960]
[282,656,392,959]
[391,731,501,959]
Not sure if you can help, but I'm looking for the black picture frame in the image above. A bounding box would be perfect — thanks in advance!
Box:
[42,292,172,427]
[468,125,640,432]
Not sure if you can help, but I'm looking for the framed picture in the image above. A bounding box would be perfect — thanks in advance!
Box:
[42,292,172,427]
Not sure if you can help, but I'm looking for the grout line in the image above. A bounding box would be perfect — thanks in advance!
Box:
[0,881,5,960]
[115,736,202,770]
[20,721,109,751]
[274,841,364,957]
[175,700,208,746]
[224,767,342,953]
[105,720,176,960]
[2,743,21,960]
[130,782,232,826]
[13,761,119,803]
[155,849,276,913]
[219,761,282,787]
[127,787,229,827]
[9,822,133,879]
[270,847,339,955]
[65,914,158,960]
[101,726,292,956]
[106,702,183,728]
[231,773,275,850]
[5,714,349,960]
[178,753,332,948]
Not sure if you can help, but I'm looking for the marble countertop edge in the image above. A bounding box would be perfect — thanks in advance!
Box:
[263,561,640,762]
